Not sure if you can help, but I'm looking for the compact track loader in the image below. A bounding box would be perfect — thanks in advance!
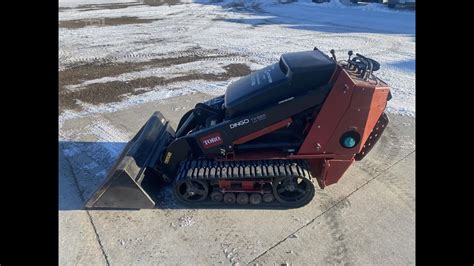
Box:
[85,48,391,209]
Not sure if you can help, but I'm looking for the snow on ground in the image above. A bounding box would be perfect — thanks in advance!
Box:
[59,0,415,131]
[59,5,415,263]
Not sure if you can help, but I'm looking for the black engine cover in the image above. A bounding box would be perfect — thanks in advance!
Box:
[224,50,336,118]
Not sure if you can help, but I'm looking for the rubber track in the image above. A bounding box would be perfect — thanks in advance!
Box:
[174,159,314,209]
[176,159,312,181]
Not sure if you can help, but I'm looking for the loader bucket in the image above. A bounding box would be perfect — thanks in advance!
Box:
[85,111,175,209]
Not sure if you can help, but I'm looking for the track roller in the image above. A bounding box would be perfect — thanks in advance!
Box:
[210,191,223,202]
[249,193,262,205]
[236,193,249,205]
[262,193,274,203]
[224,193,236,204]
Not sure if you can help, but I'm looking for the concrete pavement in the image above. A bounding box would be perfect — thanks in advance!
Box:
[59,92,415,265]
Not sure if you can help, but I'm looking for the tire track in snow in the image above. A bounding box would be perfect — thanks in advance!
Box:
[321,196,353,265]
[60,49,258,69]
[59,6,227,67]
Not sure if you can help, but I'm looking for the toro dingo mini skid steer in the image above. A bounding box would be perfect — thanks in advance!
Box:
[85,48,391,209]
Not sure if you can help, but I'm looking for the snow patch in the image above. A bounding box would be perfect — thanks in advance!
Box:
[60,0,415,124]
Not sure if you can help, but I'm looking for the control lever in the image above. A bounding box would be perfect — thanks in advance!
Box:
[356,53,373,80]
[330,49,337,61]
[347,50,354,70]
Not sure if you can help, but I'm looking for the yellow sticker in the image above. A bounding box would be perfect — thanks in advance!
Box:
[164,152,172,164]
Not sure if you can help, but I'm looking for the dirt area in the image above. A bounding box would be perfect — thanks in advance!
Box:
[58,45,249,113]
[59,53,219,89]
[59,0,190,12]
[60,63,251,110]
[138,0,190,6]
[59,16,162,29]
[76,3,142,11]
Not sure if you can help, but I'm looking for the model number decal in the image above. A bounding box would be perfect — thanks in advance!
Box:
[229,119,249,129]
[251,113,266,123]
[200,132,223,149]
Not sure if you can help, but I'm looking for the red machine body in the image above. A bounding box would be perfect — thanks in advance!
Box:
[86,49,391,209]
[220,65,390,189]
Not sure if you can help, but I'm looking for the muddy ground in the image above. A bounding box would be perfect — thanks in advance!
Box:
[59,48,249,111]
[59,61,249,111]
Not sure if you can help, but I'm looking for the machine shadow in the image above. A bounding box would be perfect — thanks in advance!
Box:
[59,140,187,211]
[59,141,290,211]
[388,59,415,72]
